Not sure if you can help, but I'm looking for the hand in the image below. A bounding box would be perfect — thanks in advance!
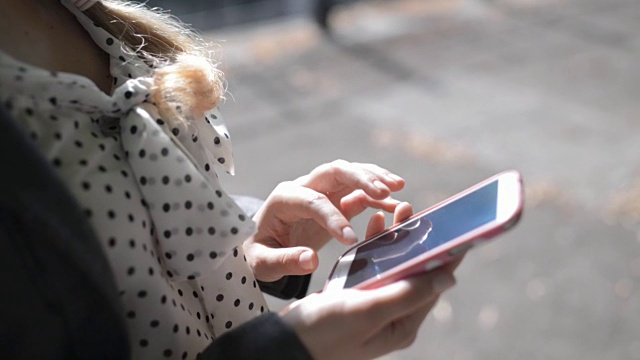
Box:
[244,160,405,282]
[280,204,463,360]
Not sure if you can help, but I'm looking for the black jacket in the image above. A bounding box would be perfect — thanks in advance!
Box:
[0,107,312,360]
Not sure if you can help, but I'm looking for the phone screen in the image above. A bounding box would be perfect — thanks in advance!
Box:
[344,180,499,288]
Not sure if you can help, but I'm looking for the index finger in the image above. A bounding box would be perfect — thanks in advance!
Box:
[365,267,456,324]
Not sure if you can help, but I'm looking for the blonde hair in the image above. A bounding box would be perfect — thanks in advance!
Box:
[84,1,224,125]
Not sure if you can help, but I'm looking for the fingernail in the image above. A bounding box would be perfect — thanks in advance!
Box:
[432,274,455,293]
[388,174,404,182]
[299,251,315,271]
[373,180,390,192]
[342,227,358,245]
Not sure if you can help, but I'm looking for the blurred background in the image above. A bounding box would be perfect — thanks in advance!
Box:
[149,0,640,358]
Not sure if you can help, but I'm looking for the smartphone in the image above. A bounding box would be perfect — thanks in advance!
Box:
[324,170,523,291]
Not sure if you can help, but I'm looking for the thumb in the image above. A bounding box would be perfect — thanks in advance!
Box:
[251,246,319,282]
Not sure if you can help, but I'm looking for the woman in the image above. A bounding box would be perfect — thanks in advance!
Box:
[0,0,460,359]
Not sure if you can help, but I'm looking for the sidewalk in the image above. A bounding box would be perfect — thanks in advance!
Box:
[205,0,640,358]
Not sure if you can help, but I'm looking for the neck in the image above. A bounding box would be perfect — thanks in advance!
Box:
[0,0,113,93]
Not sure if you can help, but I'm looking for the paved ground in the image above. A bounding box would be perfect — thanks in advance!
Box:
[202,0,640,358]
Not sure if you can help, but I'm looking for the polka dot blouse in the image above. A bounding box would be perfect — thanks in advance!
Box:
[0,1,268,359]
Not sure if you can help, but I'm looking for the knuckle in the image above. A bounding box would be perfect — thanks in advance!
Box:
[330,159,349,168]
[303,192,327,208]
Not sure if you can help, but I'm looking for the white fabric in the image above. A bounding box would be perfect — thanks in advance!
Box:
[71,0,100,11]
[0,1,268,358]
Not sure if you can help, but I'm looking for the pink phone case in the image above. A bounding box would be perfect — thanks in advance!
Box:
[325,171,524,290]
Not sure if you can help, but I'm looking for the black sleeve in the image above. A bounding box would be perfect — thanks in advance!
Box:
[257,275,311,300]
[198,313,312,360]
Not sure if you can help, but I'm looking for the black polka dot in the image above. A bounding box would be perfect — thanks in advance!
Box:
[184,174,191,183]
[192,291,199,299]
[215,190,223,198]
[248,302,254,310]
[126,310,136,319]
[49,97,57,106]
[139,339,148,347]
[106,37,114,46]
[125,91,133,99]
[209,251,217,259]
[213,137,220,145]
[204,164,210,172]
[105,185,113,193]
[241,276,247,285]
[163,349,173,358]
[225,272,233,281]
[186,227,193,236]
[216,294,224,302]
[137,290,147,298]
[165,252,173,260]
[231,227,238,235]
[156,118,165,125]
[233,248,239,257]
[127,267,135,276]
[81,181,91,191]
[192,135,198,143]
[107,210,116,219]
[234,299,241,307]
[150,320,159,328]
[52,158,62,167]
[173,324,179,333]
[185,201,192,209]
[130,125,137,135]
[217,157,225,164]
[163,203,170,212]
[186,253,194,262]
[207,227,216,235]
[172,128,179,136]
[162,176,170,185]
[239,214,246,221]
[139,149,146,158]
[225,321,232,329]
[164,230,172,239]
[161,148,169,156]
[140,176,147,185]
[108,237,116,247]
[207,202,214,210]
